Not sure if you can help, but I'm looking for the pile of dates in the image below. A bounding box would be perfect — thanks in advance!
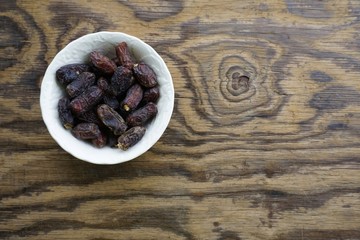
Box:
[57,42,159,150]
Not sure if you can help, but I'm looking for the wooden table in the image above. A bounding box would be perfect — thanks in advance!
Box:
[1,1,360,239]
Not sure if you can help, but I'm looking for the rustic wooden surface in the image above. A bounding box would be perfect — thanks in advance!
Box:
[1,0,360,239]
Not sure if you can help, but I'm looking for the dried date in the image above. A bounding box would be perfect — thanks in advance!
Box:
[141,86,160,105]
[126,102,157,127]
[70,86,104,115]
[97,77,111,94]
[71,123,101,140]
[77,110,102,125]
[97,104,128,135]
[116,126,146,150]
[111,66,135,97]
[133,63,158,88]
[58,97,75,129]
[66,72,95,98]
[92,131,107,148]
[121,83,143,112]
[56,63,90,86]
[104,95,120,110]
[90,51,117,75]
[115,42,135,69]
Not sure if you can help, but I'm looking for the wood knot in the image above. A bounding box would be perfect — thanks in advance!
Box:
[174,37,284,126]
[221,57,256,100]
[231,73,250,91]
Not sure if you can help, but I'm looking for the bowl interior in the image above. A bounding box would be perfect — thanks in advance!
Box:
[40,32,174,164]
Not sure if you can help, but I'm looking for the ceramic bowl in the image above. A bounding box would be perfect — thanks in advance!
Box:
[40,32,174,164]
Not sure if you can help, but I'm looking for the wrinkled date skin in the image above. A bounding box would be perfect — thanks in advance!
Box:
[58,97,75,129]
[111,66,135,97]
[97,77,111,94]
[71,123,101,140]
[90,51,117,75]
[122,83,143,112]
[141,86,160,105]
[115,42,135,69]
[56,64,90,86]
[70,86,104,115]
[126,102,158,127]
[133,63,158,88]
[116,126,146,150]
[77,110,102,125]
[92,131,107,148]
[97,104,128,135]
[66,72,95,98]
[104,95,120,110]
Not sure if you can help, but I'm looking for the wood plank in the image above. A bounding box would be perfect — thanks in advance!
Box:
[1,0,360,239]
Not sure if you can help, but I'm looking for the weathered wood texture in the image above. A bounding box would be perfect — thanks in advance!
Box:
[1,0,360,239]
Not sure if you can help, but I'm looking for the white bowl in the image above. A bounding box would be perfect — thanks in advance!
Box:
[40,32,174,164]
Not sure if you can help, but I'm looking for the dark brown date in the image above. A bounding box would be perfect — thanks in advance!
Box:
[115,42,135,69]
[110,66,135,97]
[97,104,128,135]
[70,86,104,115]
[116,126,146,150]
[66,72,95,98]
[133,63,158,88]
[104,95,120,110]
[56,64,90,86]
[126,102,158,127]
[58,97,75,129]
[90,51,117,75]
[71,123,100,140]
[122,83,143,112]
[141,86,160,105]
[77,110,102,125]
[92,131,107,148]
[97,77,111,94]
[112,57,120,66]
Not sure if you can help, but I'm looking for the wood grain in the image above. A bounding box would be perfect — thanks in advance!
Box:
[1,0,360,239]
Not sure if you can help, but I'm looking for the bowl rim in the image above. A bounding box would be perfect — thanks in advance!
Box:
[40,31,174,165]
